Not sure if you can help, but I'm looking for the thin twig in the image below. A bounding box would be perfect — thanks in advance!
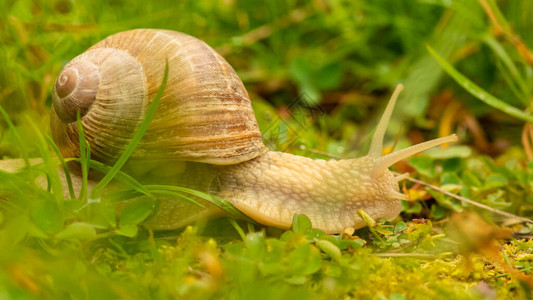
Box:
[401,174,533,224]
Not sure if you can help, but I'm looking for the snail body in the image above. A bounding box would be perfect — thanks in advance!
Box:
[49,29,457,234]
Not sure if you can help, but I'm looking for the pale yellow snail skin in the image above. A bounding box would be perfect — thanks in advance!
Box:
[1,29,458,234]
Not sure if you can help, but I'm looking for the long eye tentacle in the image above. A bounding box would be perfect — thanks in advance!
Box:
[372,134,458,177]
[366,83,458,177]
[368,84,404,157]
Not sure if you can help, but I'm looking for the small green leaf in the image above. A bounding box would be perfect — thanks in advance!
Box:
[225,242,244,257]
[319,234,339,246]
[244,232,266,259]
[280,231,295,242]
[117,198,154,237]
[56,222,97,241]
[484,173,508,188]
[394,222,408,234]
[292,214,312,234]
[258,239,283,276]
[306,228,325,240]
[461,170,482,187]
[428,190,463,213]
[401,201,422,214]
[287,244,322,276]
[409,156,436,178]
[316,239,342,261]
[442,158,462,172]
[119,198,154,225]
[116,224,138,238]
[86,200,117,229]
[342,239,365,249]
[440,173,461,185]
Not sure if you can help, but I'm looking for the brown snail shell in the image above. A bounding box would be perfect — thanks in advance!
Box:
[51,29,268,167]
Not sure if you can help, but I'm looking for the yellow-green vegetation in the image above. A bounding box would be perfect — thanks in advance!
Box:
[1,0,533,299]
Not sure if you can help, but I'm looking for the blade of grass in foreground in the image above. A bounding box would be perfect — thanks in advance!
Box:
[46,135,75,199]
[0,106,31,170]
[144,185,255,222]
[77,159,152,196]
[482,35,529,104]
[426,44,533,123]
[26,116,64,206]
[103,188,202,209]
[89,61,169,199]
[77,111,89,203]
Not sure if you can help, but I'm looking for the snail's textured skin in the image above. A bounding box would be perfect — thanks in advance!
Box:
[217,152,402,234]
[43,29,458,234]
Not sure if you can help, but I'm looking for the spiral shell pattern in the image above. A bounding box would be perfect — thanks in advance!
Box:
[51,29,267,167]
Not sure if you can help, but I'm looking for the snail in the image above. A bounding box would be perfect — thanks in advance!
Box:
[8,29,459,234]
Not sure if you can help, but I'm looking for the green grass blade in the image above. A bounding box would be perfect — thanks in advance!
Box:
[485,0,513,33]
[103,188,203,208]
[89,61,169,199]
[82,159,152,196]
[229,219,246,241]
[482,35,529,104]
[0,106,30,170]
[104,190,145,203]
[148,190,203,207]
[144,185,254,222]
[25,116,64,206]
[76,111,89,203]
[426,44,533,123]
[45,135,75,199]
[69,158,152,197]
